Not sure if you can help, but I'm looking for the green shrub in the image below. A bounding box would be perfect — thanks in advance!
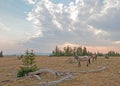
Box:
[105,56,109,59]
[17,67,36,77]
[17,50,37,77]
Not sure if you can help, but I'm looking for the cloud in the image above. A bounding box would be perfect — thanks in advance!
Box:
[87,25,109,38]
[0,22,30,54]
[0,40,19,49]
[26,0,36,4]
[112,41,120,44]
[0,40,24,54]
[58,42,80,49]
[88,0,120,30]
[25,0,120,53]
[0,23,10,32]
[0,22,11,41]
[101,0,120,15]
[26,0,114,39]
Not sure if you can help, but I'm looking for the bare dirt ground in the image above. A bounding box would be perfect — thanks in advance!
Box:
[0,56,120,86]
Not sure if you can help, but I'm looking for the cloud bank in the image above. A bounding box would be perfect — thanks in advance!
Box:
[25,0,120,53]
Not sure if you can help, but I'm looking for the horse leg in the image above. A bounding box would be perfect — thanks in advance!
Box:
[95,56,97,60]
[87,62,88,66]
[89,58,91,64]
[77,60,81,67]
[87,58,90,66]
[87,61,89,67]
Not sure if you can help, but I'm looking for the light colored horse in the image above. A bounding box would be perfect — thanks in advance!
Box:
[74,56,91,67]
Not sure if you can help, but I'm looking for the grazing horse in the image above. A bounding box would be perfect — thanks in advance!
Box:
[74,56,91,67]
[91,54,97,62]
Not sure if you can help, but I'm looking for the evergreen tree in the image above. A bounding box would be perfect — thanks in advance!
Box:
[21,50,36,67]
[76,47,82,56]
[54,46,60,56]
[73,47,77,56]
[82,47,88,55]
[97,52,104,56]
[17,50,37,77]
[52,46,64,56]
[87,51,93,56]
[63,46,73,56]
[0,51,2,57]
[106,50,120,56]
[0,51,3,57]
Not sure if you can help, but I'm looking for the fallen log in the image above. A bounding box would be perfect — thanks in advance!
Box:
[34,75,41,80]
[29,69,69,78]
[29,69,57,76]
[28,68,73,86]
[79,65,109,73]
[36,73,73,86]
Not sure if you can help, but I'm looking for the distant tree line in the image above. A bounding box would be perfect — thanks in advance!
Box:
[51,46,92,56]
[106,51,120,56]
[0,50,3,57]
[51,46,120,57]
[96,51,120,57]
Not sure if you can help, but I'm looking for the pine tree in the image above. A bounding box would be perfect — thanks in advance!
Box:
[76,46,82,56]
[73,47,77,56]
[21,50,36,67]
[17,50,37,77]
[82,47,88,56]
[0,51,3,57]
[63,46,72,56]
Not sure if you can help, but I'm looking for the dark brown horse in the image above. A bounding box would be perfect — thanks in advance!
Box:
[91,54,97,62]
[74,56,91,67]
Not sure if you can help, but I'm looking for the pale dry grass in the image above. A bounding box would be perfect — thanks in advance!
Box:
[0,56,120,86]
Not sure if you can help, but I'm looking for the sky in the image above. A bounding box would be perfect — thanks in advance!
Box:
[0,0,120,55]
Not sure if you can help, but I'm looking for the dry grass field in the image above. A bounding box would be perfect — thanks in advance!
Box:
[0,56,120,86]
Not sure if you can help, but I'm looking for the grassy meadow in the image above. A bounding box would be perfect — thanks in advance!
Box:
[0,56,120,86]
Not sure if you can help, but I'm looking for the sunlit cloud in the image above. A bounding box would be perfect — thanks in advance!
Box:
[112,41,120,44]
[26,0,36,4]
[87,25,109,36]
[101,0,120,15]
[0,23,10,32]
[24,0,120,53]
[58,42,80,49]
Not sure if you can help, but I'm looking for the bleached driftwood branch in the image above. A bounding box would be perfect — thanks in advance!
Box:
[29,69,57,76]
[79,65,109,73]
[36,73,73,86]
[29,69,70,78]
[28,68,73,86]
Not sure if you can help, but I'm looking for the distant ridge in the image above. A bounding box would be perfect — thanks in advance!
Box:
[36,53,51,56]
[4,52,51,56]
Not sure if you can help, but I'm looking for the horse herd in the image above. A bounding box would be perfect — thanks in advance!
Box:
[73,54,97,67]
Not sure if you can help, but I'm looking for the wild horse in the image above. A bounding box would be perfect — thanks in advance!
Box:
[74,56,91,67]
[91,54,97,62]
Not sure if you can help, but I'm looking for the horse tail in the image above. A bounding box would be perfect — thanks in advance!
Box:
[89,58,91,64]
[95,55,97,60]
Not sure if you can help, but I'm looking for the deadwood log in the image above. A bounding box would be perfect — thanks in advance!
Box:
[36,73,73,86]
[29,69,57,76]
[29,69,70,78]
[28,68,73,86]
[80,65,109,73]
[34,75,41,80]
